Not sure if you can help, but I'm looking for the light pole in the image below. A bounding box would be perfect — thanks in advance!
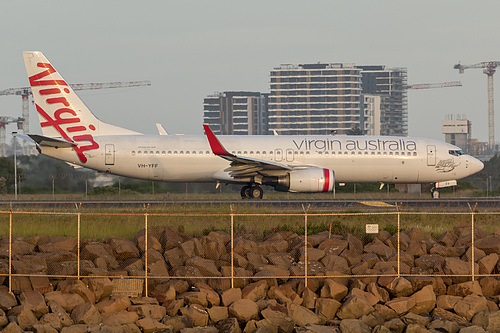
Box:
[12,132,17,200]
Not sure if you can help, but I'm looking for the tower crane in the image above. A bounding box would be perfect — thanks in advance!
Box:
[454,61,500,150]
[406,81,462,90]
[0,80,151,154]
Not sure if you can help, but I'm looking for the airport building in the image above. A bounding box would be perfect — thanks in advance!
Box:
[268,63,363,135]
[203,91,269,135]
[356,66,408,137]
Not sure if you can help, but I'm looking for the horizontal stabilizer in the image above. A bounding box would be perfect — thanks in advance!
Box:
[28,134,76,148]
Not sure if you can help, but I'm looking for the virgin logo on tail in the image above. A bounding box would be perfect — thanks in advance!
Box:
[30,62,99,163]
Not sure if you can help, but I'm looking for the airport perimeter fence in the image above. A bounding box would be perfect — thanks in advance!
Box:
[0,202,498,296]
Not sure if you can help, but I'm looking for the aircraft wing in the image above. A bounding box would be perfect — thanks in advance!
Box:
[203,125,294,181]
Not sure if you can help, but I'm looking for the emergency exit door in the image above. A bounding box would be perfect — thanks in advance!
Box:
[105,144,115,165]
[427,145,436,166]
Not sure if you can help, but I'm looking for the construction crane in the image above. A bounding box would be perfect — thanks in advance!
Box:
[0,116,23,157]
[406,81,462,90]
[454,61,500,150]
[0,80,151,153]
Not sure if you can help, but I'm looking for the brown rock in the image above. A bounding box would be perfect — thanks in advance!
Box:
[39,312,63,331]
[429,245,466,257]
[128,304,166,321]
[386,297,416,315]
[480,276,500,297]
[414,254,445,273]
[150,283,176,303]
[216,318,241,333]
[80,242,119,269]
[410,285,436,314]
[471,311,500,331]
[0,290,18,311]
[163,298,183,317]
[436,295,462,310]
[478,253,498,274]
[229,299,259,323]
[431,307,471,326]
[321,255,350,274]
[315,297,341,321]
[162,315,193,332]
[339,318,371,333]
[84,277,113,302]
[180,304,209,327]
[261,304,294,333]
[19,290,48,318]
[137,316,169,333]
[32,323,59,333]
[47,301,73,327]
[320,279,348,301]
[2,322,24,333]
[242,280,268,301]
[364,238,395,260]
[70,302,101,325]
[301,288,318,309]
[437,231,458,247]
[336,295,374,319]
[287,303,323,327]
[447,280,483,297]
[7,304,38,330]
[221,288,242,307]
[185,256,221,277]
[207,306,228,323]
[454,294,488,321]
[38,237,77,253]
[101,310,139,326]
[475,235,500,254]
[384,277,413,297]
[95,296,131,313]
[57,279,95,304]
[318,238,348,256]
[366,282,390,303]
[44,291,85,312]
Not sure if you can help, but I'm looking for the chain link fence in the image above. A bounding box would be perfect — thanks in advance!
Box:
[0,203,498,296]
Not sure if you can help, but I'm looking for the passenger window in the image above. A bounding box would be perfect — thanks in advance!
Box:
[132,151,136,156]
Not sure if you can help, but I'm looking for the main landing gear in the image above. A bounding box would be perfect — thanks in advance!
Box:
[241,185,264,200]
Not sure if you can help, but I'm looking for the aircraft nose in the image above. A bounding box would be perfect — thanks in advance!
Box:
[469,157,484,175]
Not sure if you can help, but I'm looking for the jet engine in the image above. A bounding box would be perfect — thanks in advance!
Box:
[271,168,335,193]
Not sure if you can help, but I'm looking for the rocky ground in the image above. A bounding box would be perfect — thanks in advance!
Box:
[0,224,499,332]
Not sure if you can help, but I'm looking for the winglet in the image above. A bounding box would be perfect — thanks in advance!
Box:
[203,125,231,156]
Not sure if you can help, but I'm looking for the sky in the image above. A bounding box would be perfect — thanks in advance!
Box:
[1,0,499,143]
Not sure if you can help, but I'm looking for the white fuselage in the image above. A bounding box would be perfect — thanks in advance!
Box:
[42,134,483,185]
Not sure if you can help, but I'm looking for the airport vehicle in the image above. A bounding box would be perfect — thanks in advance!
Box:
[22,51,483,199]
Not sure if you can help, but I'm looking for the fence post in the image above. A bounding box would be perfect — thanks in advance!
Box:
[9,202,12,294]
[467,202,478,281]
[302,204,310,288]
[396,202,401,278]
[76,203,81,280]
[230,204,234,289]
[144,204,149,296]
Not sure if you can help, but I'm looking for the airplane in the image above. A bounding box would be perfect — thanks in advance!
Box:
[21,51,484,199]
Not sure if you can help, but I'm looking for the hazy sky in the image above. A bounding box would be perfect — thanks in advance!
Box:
[1,1,499,143]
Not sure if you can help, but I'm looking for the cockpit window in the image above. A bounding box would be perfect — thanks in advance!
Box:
[449,150,466,156]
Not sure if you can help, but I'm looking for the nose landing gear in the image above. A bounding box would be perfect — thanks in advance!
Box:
[241,185,264,199]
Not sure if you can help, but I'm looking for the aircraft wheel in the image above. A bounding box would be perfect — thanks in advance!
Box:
[249,186,264,200]
[432,190,440,199]
[241,185,251,199]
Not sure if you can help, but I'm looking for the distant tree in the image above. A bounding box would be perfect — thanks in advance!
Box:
[0,157,23,193]
[347,127,364,135]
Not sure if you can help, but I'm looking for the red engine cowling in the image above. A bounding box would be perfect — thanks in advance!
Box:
[273,168,335,192]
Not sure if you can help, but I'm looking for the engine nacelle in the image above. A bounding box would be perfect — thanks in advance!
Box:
[272,168,335,193]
